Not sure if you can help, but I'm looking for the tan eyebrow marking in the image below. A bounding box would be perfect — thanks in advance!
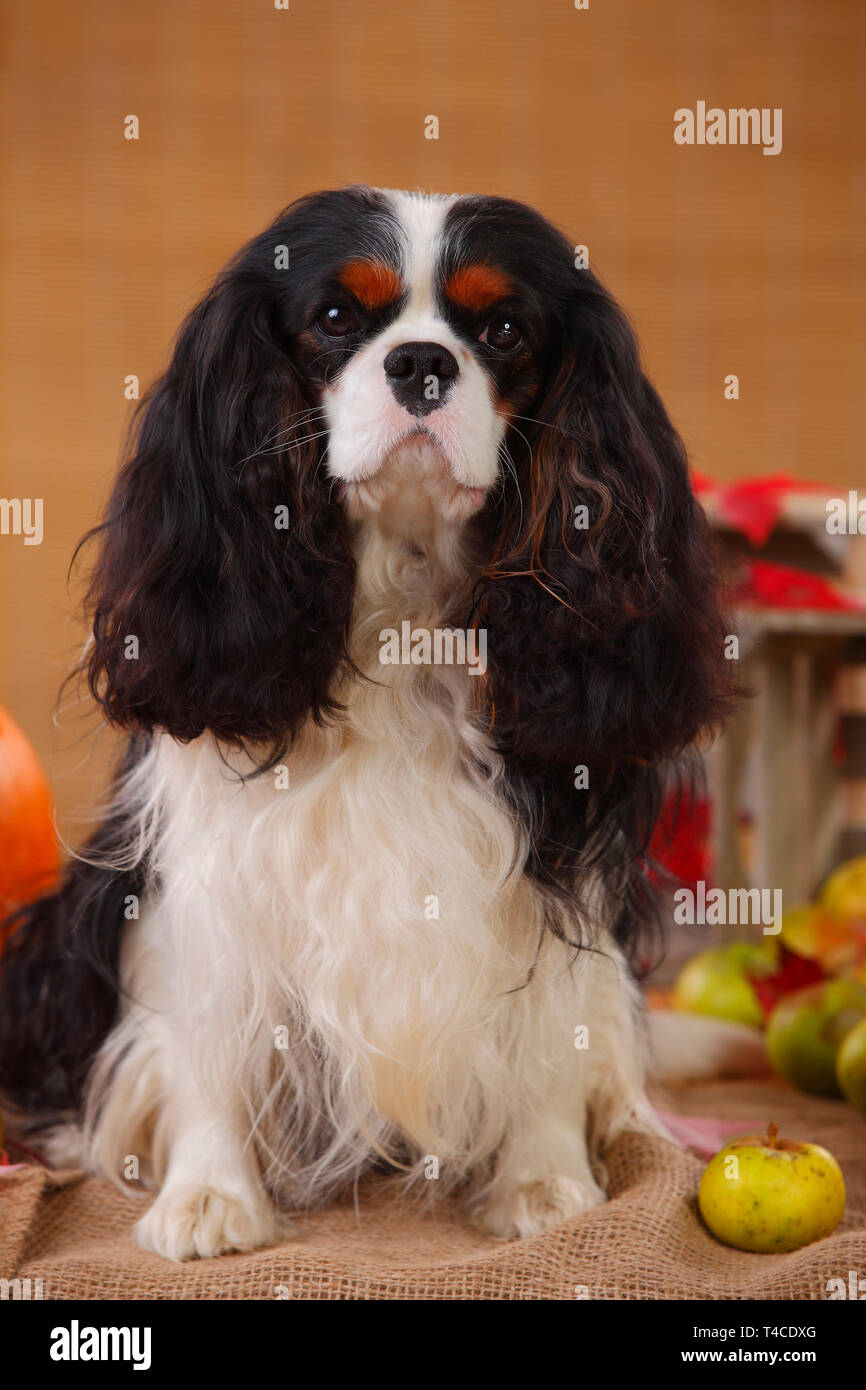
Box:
[445,263,513,311]
[338,259,403,309]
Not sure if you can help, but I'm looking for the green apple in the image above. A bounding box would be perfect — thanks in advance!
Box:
[698,1122,846,1253]
[673,942,778,1028]
[836,1017,866,1114]
[766,979,866,1095]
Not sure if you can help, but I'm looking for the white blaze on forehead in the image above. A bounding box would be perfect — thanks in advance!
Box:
[380,189,457,316]
[324,188,503,506]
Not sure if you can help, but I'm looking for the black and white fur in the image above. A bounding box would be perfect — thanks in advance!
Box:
[0,188,734,1259]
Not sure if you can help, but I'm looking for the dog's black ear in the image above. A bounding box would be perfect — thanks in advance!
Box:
[83,246,354,757]
[476,267,734,942]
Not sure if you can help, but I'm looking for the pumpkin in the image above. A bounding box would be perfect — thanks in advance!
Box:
[0,704,60,933]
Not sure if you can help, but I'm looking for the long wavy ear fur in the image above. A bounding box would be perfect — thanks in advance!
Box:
[476,264,734,960]
[81,238,355,759]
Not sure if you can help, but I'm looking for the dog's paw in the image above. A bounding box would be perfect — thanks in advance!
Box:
[474,1174,607,1240]
[30,1122,86,1170]
[134,1184,283,1261]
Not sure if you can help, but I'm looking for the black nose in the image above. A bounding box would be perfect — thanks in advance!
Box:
[383,341,459,416]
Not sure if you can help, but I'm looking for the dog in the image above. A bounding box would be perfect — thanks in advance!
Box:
[0,187,735,1260]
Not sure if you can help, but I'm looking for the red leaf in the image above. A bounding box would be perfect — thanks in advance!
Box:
[747,945,825,1020]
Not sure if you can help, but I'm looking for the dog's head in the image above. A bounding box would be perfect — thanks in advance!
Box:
[84,186,732,911]
[310,189,553,526]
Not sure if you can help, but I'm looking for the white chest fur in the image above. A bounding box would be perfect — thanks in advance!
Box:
[86,453,651,1238]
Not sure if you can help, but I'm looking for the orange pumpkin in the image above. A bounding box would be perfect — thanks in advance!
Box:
[0,704,60,933]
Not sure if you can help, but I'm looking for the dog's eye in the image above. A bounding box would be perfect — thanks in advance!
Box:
[479,318,523,353]
[316,306,361,337]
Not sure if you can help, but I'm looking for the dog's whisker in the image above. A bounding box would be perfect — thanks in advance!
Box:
[239,408,327,465]
[236,417,329,479]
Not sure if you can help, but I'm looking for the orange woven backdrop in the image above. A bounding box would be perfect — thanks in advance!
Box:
[1,0,864,832]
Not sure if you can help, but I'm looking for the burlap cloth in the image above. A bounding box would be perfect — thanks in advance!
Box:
[1,1079,864,1299]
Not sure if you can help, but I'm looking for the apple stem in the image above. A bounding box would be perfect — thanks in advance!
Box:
[767,1122,779,1149]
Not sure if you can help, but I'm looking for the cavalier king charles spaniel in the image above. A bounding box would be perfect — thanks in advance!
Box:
[0,187,732,1260]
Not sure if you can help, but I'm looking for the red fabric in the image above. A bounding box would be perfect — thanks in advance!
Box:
[692,473,833,546]
[652,1109,753,1159]
[648,791,711,890]
[733,559,866,612]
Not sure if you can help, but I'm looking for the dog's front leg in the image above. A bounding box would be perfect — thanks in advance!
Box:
[472,1110,608,1240]
[133,1087,282,1261]
[88,904,285,1262]
[471,937,656,1240]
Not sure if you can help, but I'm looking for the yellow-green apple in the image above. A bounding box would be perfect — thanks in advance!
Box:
[698,1123,846,1253]
[673,942,779,1028]
[766,979,866,1095]
[836,1017,866,1114]
[821,856,866,919]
